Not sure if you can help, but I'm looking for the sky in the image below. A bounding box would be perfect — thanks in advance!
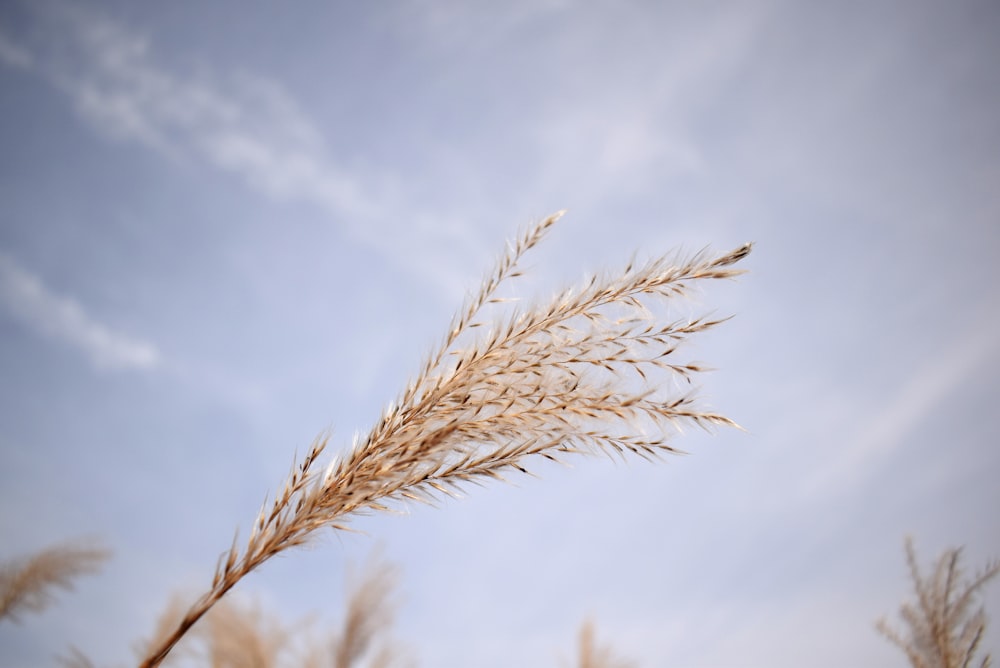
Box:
[0,0,998,666]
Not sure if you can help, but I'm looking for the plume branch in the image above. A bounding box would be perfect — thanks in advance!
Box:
[140,213,750,666]
[0,539,110,624]
[877,536,1000,668]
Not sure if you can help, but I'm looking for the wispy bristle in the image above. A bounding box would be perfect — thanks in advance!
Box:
[139,212,751,666]
[0,539,110,624]
[876,537,1000,668]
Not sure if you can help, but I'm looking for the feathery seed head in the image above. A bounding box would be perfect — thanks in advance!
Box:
[139,211,751,667]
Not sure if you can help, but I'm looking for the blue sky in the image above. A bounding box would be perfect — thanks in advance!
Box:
[1,1,999,666]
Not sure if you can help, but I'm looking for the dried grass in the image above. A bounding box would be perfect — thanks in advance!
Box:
[197,598,289,668]
[0,539,110,624]
[576,619,634,668]
[877,537,1000,668]
[127,553,401,668]
[303,557,400,668]
[140,211,751,666]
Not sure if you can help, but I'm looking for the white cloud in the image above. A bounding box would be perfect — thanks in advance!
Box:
[10,5,489,301]
[525,3,765,203]
[0,254,160,371]
[0,29,33,69]
[391,0,572,51]
[29,6,376,224]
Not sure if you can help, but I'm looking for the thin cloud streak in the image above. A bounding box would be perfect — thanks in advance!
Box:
[523,3,765,203]
[0,28,32,69]
[0,253,160,371]
[21,5,376,222]
[3,4,492,302]
[804,308,1000,498]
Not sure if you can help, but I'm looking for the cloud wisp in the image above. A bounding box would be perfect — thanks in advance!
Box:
[0,253,160,371]
[0,5,505,301]
[3,5,376,224]
[802,308,1000,499]
[0,26,33,69]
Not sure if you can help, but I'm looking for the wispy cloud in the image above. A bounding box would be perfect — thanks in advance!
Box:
[0,27,33,69]
[48,7,375,222]
[0,254,160,371]
[522,3,765,204]
[3,4,491,300]
[0,3,381,228]
[392,0,572,50]
[803,308,1000,497]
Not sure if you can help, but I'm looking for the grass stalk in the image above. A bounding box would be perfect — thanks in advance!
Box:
[140,212,750,666]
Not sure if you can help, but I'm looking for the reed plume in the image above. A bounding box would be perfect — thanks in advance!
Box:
[141,211,751,666]
[0,539,110,624]
[877,537,1000,668]
[124,553,400,667]
[575,619,634,668]
[305,556,400,668]
[196,598,289,668]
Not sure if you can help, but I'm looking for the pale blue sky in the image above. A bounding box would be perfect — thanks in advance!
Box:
[1,1,999,666]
